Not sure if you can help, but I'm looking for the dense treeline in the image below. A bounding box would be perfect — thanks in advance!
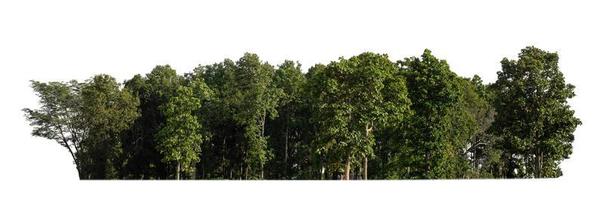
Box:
[23,47,580,180]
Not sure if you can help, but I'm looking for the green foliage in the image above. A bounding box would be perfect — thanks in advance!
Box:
[490,46,581,178]
[23,80,84,177]
[233,53,280,179]
[24,46,580,180]
[24,75,139,179]
[265,60,308,179]
[156,86,203,179]
[308,52,412,179]
[78,74,140,179]
[119,65,183,179]
[393,49,463,179]
[190,53,280,179]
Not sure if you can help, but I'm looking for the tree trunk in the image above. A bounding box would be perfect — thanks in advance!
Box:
[344,157,351,180]
[363,156,368,180]
[176,161,181,180]
[200,160,204,179]
[284,126,289,177]
[245,166,249,180]
[535,149,543,178]
[320,165,325,180]
[540,151,544,178]
[239,164,243,180]
[59,129,82,179]
[506,153,514,178]
[260,110,266,179]
[363,122,372,180]
[75,165,83,179]
[223,137,227,178]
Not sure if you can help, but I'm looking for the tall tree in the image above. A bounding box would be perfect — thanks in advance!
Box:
[442,76,494,178]
[490,46,581,178]
[194,54,280,179]
[310,53,411,180]
[121,65,183,179]
[304,64,331,179]
[347,53,412,180]
[309,59,353,179]
[183,67,214,179]
[78,74,140,179]
[461,76,498,178]
[397,49,462,179]
[266,60,307,179]
[233,53,280,179]
[193,60,243,179]
[156,85,204,180]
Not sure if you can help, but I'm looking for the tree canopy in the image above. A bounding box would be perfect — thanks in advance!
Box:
[24,47,580,179]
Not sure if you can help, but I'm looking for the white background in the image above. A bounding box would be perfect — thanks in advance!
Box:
[0,0,602,199]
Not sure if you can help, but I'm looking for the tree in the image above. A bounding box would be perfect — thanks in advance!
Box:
[78,74,140,179]
[347,53,412,180]
[24,80,85,178]
[397,49,462,179]
[156,85,204,180]
[183,67,214,179]
[24,74,139,179]
[193,60,244,179]
[461,76,498,178]
[121,65,183,179]
[233,53,280,179]
[265,60,307,179]
[490,46,581,178]
[304,64,331,179]
[309,59,353,179]
[310,53,411,180]
[193,53,280,179]
[24,48,580,180]
[441,76,494,178]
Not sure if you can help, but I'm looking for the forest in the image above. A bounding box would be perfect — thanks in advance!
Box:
[23,46,580,180]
